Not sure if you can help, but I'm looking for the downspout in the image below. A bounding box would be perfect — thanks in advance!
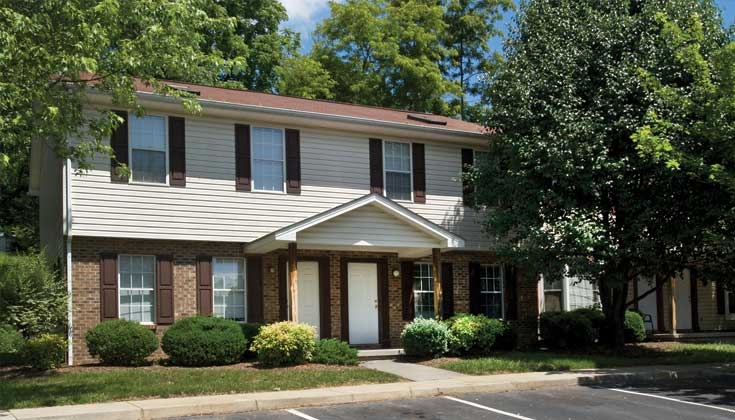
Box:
[64,159,74,366]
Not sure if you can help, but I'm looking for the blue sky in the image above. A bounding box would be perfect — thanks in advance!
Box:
[280,0,735,54]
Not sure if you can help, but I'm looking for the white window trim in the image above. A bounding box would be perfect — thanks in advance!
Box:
[128,114,170,186]
[725,289,735,320]
[250,126,286,194]
[480,263,504,319]
[212,257,248,323]
[117,254,156,325]
[413,262,434,319]
[383,139,413,202]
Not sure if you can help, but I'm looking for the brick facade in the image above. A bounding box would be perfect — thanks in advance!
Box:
[70,236,539,365]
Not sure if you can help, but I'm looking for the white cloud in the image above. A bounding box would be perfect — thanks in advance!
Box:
[280,0,332,22]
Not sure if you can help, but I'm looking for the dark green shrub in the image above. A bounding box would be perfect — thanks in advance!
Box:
[624,310,646,343]
[445,313,515,355]
[313,339,358,365]
[250,321,316,367]
[86,319,158,366]
[494,322,518,351]
[539,311,595,349]
[162,316,246,366]
[22,333,66,370]
[0,324,24,366]
[401,317,449,358]
[0,253,67,337]
[240,323,264,359]
[571,308,605,335]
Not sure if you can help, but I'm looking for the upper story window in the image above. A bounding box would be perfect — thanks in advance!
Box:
[480,264,504,319]
[130,115,167,184]
[213,258,247,322]
[118,255,155,323]
[384,141,412,200]
[252,127,285,192]
[414,263,434,319]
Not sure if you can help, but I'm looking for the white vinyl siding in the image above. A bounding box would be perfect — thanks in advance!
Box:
[130,115,167,184]
[480,264,503,319]
[118,255,155,323]
[384,141,412,201]
[212,258,246,322]
[70,114,490,249]
[251,127,284,192]
[414,263,434,319]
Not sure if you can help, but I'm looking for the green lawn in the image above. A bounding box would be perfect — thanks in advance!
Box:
[433,343,735,375]
[0,364,400,409]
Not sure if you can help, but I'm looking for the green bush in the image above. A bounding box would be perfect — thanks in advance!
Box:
[571,308,605,334]
[445,314,514,355]
[401,317,449,358]
[240,323,264,359]
[0,324,24,366]
[312,339,358,365]
[250,321,316,367]
[0,253,67,337]
[86,320,158,366]
[445,313,483,355]
[162,316,246,366]
[539,311,595,349]
[22,333,66,370]
[494,321,518,351]
[624,310,647,343]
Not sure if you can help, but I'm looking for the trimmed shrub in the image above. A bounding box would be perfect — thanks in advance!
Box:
[401,317,449,358]
[494,321,518,351]
[86,319,158,366]
[250,321,316,367]
[22,334,66,370]
[571,308,605,335]
[445,313,515,355]
[162,316,246,366]
[539,311,595,349]
[0,324,24,366]
[240,323,264,359]
[313,339,358,365]
[0,253,67,337]
[624,310,646,343]
[445,313,483,355]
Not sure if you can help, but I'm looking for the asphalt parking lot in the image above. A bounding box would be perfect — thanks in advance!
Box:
[173,376,735,420]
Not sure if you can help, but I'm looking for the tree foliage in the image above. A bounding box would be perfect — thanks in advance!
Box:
[478,0,733,347]
[276,55,336,99]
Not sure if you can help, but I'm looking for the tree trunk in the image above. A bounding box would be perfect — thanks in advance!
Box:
[599,273,629,349]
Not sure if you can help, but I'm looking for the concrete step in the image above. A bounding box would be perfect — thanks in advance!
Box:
[357,348,404,360]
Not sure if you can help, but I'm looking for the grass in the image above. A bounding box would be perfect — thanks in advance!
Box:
[433,342,735,375]
[0,364,400,409]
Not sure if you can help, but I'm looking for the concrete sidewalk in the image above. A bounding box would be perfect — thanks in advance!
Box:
[362,359,468,381]
[3,363,734,420]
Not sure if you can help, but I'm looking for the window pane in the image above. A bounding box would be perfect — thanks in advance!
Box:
[118,255,155,323]
[130,115,166,151]
[253,159,283,191]
[544,292,563,312]
[386,172,411,200]
[413,263,434,319]
[212,258,247,322]
[131,149,166,183]
[384,142,410,171]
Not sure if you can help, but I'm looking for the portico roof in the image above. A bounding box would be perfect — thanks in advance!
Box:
[245,193,465,258]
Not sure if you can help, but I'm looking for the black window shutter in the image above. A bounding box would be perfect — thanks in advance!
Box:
[100,253,119,321]
[461,148,474,206]
[469,262,481,315]
[110,110,129,182]
[504,265,518,320]
[369,138,384,194]
[247,256,264,323]
[196,256,213,315]
[717,281,726,315]
[168,117,186,187]
[156,255,175,324]
[441,262,454,318]
[235,124,251,191]
[278,256,288,320]
[412,143,426,203]
[401,261,415,320]
[285,129,301,194]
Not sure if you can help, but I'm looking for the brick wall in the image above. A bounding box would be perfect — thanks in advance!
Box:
[70,237,539,364]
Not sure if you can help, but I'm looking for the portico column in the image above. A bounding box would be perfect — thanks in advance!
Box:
[670,275,677,335]
[432,248,443,319]
[288,242,299,323]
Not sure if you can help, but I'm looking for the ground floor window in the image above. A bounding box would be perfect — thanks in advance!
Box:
[118,255,155,323]
[543,276,563,312]
[414,263,434,319]
[480,264,504,318]
[213,258,246,322]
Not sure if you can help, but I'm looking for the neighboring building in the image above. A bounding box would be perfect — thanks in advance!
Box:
[30,80,539,365]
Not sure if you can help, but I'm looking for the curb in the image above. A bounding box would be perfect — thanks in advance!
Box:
[5,364,733,420]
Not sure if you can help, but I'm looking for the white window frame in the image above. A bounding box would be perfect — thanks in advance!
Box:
[725,289,735,320]
[117,254,156,325]
[383,140,413,202]
[128,114,169,186]
[212,257,248,323]
[542,276,564,313]
[250,126,286,194]
[480,264,504,319]
[413,263,434,319]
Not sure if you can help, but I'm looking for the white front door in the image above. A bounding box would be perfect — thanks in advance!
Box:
[348,262,379,345]
[298,261,321,339]
[675,270,692,331]
[637,276,658,331]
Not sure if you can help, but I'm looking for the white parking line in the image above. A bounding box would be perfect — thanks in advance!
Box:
[286,408,320,420]
[609,388,735,414]
[444,396,537,420]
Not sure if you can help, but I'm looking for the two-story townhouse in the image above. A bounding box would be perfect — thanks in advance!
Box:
[30,80,540,365]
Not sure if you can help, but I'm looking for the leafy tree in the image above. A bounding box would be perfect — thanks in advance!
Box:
[441,0,513,120]
[313,0,458,114]
[276,56,336,99]
[478,0,731,347]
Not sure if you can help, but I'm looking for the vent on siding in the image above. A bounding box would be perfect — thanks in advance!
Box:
[407,114,447,126]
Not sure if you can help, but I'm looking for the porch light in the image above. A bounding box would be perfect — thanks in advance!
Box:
[393,269,400,278]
